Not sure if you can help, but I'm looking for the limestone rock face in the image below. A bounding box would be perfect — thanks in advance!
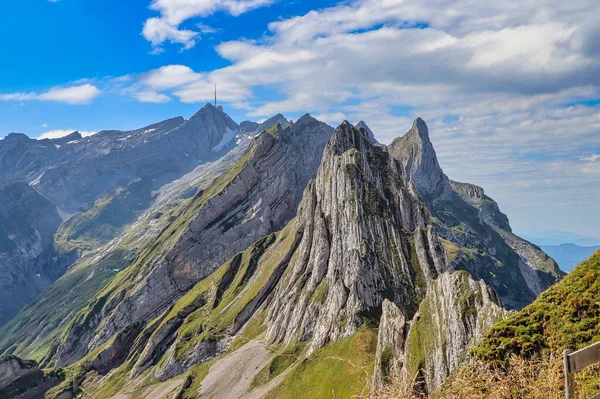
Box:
[0,355,66,398]
[399,271,506,394]
[389,118,452,201]
[0,182,66,325]
[0,356,40,390]
[54,115,333,366]
[355,121,378,144]
[389,118,562,309]
[373,300,407,388]
[265,121,448,353]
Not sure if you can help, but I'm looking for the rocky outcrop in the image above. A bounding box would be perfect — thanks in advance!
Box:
[389,118,562,309]
[265,121,448,353]
[373,300,407,388]
[450,180,563,296]
[239,114,288,135]
[400,271,506,394]
[0,356,40,390]
[389,118,452,201]
[54,115,333,366]
[0,356,64,399]
[355,121,378,144]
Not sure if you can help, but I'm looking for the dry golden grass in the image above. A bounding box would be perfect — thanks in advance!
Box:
[368,354,600,399]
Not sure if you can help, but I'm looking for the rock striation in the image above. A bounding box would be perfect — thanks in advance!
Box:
[398,271,506,393]
[54,115,333,366]
[389,118,562,309]
[265,121,448,353]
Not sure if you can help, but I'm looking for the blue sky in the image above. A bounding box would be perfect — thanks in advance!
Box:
[1,0,599,238]
[0,0,338,134]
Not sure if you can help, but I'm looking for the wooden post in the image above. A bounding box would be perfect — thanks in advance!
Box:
[564,349,575,399]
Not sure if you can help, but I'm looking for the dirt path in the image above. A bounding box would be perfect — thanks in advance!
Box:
[199,340,274,399]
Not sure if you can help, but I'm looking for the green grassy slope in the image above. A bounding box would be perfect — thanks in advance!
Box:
[474,250,600,361]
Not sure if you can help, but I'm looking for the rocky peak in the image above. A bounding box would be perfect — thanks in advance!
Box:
[355,120,378,144]
[239,114,289,135]
[41,131,82,145]
[265,121,448,353]
[388,118,451,200]
[2,133,30,143]
[53,115,333,367]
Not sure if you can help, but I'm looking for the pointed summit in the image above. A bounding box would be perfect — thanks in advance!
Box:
[411,117,429,139]
[355,120,378,144]
[388,118,451,200]
[265,121,448,353]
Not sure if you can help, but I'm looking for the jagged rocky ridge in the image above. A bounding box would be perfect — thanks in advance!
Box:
[0,116,562,398]
[263,121,449,352]
[389,118,562,309]
[53,115,333,366]
[0,105,262,326]
[42,121,503,397]
[0,138,253,364]
[0,105,238,213]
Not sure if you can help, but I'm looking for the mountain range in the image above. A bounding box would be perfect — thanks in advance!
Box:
[0,105,565,398]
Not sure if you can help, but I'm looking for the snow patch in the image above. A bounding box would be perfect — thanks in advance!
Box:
[143,128,156,134]
[66,140,79,145]
[212,127,237,152]
[55,144,61,150]
[30,172,45,187]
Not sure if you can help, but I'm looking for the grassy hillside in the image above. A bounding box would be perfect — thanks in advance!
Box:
[432,251,600,398]
[473,250,600,361]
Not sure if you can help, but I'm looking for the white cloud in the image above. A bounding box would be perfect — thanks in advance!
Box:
[142,0,274,51]
[41,123,49,128]
[196,23,217,34]
[128,0,600,235]
[141,65,202,90]
[0,84,100,104]
[37,130,96,140]
[134,91,172,103]
[582,154,600,162]
[142,17,199,50]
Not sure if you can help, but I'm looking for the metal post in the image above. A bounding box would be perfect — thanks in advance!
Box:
[564,349,575,399]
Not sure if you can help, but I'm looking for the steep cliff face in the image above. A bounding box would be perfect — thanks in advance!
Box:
[0,356,64,399]
[53,115,333,366]
[265,121,448,353]
[399,271,506,393]
[389,118,562,309]
[0,181,66,325]
[0,116,561,398]
[389,118,452,201]
[128,121,505,396]
[0,141,249,363]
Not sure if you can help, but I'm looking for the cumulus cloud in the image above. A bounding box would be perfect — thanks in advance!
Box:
[37,129,96,139]
[143,0,274,51]
[0,84,100,105]
[133,91,172,103]
[127,0,600,235]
